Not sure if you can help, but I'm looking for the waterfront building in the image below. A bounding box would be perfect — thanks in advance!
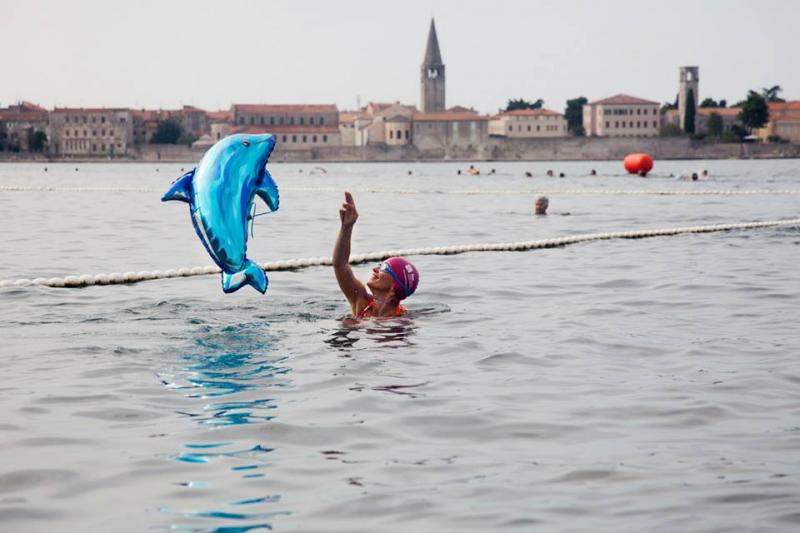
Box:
[757,101,800,142]
[338,111,359,146]
[420,19,445,113]
[230,104,340,149]
[48,108,134,156]
[412,109,490,151]
[207,110,233,142]
[583,94,660,137]
[489,108,568,138]
[0,101,48,151]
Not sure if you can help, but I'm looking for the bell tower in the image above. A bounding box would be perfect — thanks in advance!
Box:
[678,66,699,131]
[420,18,445,113]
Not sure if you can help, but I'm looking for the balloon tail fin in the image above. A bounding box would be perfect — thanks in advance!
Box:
[221,260,268,294]
[161,169,195,203]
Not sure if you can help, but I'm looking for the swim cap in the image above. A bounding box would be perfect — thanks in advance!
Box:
[380,257,419,300]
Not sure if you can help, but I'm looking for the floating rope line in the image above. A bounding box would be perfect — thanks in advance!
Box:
[2,218,798,289]
[1,185,800,196]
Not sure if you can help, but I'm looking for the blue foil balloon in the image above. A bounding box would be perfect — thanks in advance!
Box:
[162,133,279,294]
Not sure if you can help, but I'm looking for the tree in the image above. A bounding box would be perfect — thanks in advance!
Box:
[719,99,727,108]
[151,118,183,144]
[706,112,724,137]
[28,130,47,152]
[739,90,769,132]
[564,96,587,136]
[761,85,785,103]
[505,98,543,111]
[660,93,679,114]
[684,88,696,134]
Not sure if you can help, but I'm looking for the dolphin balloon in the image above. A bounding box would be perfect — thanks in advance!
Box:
[162,133,279,294]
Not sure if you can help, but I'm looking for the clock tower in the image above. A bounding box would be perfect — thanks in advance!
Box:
[420,18,445,113]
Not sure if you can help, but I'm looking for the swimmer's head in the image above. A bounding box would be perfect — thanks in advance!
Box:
[535,195,549,215]
[368,256,419,303]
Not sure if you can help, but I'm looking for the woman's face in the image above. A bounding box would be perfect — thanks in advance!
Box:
[367,264,394,293]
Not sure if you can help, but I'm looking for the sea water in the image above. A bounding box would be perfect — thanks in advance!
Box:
[1,159,800,532]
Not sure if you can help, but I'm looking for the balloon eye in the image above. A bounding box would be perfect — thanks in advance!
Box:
[242,140,251,147]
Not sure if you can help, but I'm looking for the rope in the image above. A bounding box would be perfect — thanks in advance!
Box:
[2,218,798,289]
[1,185,800,196]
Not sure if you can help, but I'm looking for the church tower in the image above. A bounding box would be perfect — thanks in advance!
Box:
[420,18,445,113]
[678,66,699,131]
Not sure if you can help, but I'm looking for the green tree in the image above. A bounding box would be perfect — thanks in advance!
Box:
[700,97,720,108]
[719,99,727,108]
[761,85,785,103]
[151,118,183,144]
[684,89,696,134]
[564,96,587,136]
[739,90,769,132]
[660,93,679,114]
[28,130,47,152]
[505,98,543,111]
[706,112,724,137]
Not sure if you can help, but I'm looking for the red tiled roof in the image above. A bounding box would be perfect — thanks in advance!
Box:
[207,110,232,122]
[589,94,659,106]
[338,111,360,123]
[498,108,564,117]
[232,104,338,113]
[412,112,491,122]
[768,101,800,111]
[52,107,130,113]
[697,107,741,117]
[234,125,339,135]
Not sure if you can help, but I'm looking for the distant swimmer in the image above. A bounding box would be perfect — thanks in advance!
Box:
[534,195,549,215]
[590,169,597,176]
[701,169,709,179]
[559,172,565,178]
[490,168,496,175]
[525,171,533,178]
[457,169,462,175]
[408,170,413,175]
[334,192,419,319]
[546,169,554,177]
[467,165,480,176]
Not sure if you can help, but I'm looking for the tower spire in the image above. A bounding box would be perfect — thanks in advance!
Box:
[423,18,443,67]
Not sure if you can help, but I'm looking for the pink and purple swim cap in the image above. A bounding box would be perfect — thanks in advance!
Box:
[380,257,419,301]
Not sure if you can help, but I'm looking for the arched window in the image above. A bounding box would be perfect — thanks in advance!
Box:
[389,130,394,139]
[323,135,327,142]
[300,117,304,125]
[405,130,409,139]
[292,135,297,142]
[249,117,254,125]
[310,117,315,125]
[312,135,317,143]
[260,117,264,125]
[289,117,294,125]
[396,129,401,139]
[320,117,324,125]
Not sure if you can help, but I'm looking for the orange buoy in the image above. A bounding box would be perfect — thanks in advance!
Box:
[623,153,654,177]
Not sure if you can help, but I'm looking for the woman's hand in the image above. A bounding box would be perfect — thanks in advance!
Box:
[339,191,359,227]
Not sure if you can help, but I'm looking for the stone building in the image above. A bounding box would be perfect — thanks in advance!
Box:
[350,102,417,146]
[412,110,490,151]
[757,101,800,142]
[420,19,445,113]
[0,101,48,151]
[663,106,742,135]
[230,104,340,149]
[207,110,233,142]
[48,108,134,156]
[489,108,568,138]
[583,94,660,137]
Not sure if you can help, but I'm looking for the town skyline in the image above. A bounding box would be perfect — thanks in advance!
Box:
[2,0,797,114]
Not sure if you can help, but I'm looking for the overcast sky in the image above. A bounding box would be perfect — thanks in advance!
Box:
[2,0,795,113]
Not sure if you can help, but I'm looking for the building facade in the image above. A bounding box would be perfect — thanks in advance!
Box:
[48,108,134,156]
[0,102,48,151]
[489,108,568,138]
[583,94,660,137]
[420,19,445,113]
[230,104,341,150]
[757,101,800,142]
[412,110,490,151]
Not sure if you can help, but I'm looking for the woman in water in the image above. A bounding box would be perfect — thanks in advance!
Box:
[333,192,419,319]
